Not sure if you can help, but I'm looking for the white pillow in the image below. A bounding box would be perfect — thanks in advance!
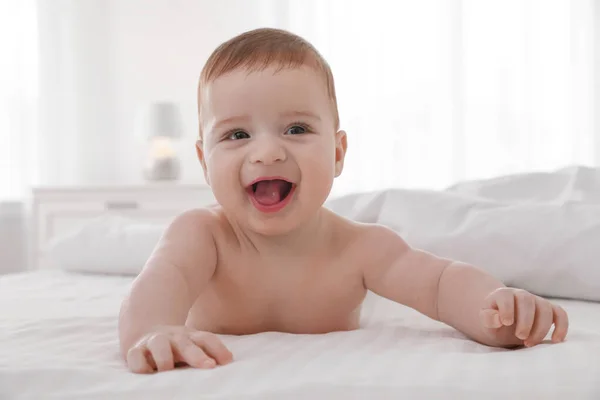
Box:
[326,166,600,302]
[45,215,166,275]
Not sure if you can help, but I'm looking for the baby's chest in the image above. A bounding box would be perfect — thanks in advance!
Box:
[238,251,362,292]
[208,255,367,331]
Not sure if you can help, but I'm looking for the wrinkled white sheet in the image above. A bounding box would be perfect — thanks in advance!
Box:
[0,271,598,400]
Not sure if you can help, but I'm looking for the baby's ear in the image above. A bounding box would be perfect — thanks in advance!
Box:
[334,130,347,177]
[195,140,210,185]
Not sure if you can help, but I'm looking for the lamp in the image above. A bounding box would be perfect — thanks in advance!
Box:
[138,102,183,181]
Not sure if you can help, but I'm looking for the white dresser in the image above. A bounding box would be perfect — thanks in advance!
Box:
[30,184,216,270]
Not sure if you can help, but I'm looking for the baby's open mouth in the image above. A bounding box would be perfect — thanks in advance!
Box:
[247,179,294,207]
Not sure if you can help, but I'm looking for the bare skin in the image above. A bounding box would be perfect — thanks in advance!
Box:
[119,205,569,374]
[119,207,367,373]
[186,209,366,336]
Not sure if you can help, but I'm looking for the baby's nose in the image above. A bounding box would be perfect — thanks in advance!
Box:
[249,141,286,165]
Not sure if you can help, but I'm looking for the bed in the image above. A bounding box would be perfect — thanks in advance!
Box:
[0,270,598,400]
[2,166,600,399]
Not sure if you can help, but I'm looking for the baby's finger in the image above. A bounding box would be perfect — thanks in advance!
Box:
[483,289,515,326]
[190,331,234,365]
[495,290,516,326]
[480,309,502,329]
[146,334,175,372]
[172,335,215,369]
[551,304,569,343]
[126,346,153,374]
[515,290,536,341]
[524,298,553,347]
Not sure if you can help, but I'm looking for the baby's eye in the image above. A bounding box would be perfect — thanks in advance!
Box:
[285,125,307,135]
[228,130,250,140]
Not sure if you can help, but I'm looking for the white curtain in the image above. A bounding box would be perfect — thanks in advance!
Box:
[1,0,122,198]
[1,1,597,199]
[0,0,39,200]
[284,0,597,196]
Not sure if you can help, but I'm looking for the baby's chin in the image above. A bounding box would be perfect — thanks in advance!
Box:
[243,201,325,237]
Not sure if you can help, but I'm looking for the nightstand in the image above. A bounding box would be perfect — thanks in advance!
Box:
[30,184,215,270]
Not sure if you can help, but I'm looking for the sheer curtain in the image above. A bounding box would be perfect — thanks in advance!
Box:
[1,1,596,199]
[0,0,38,200]
[284,0,597,196]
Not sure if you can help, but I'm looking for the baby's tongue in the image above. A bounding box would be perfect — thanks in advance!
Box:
[253,180,287,206]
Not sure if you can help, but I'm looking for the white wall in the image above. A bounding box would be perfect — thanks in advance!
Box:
[37,0,287,186]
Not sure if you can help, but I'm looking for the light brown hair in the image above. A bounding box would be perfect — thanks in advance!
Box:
[197,28,339,135]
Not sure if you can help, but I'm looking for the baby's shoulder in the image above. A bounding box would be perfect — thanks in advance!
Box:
[171,206,220,230]
[328,210,405,252]
[167,205,233,242]
[328,213,410,278]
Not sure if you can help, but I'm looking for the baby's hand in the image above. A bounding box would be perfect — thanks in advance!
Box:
[126,326,233,374]
[479,288,569,348]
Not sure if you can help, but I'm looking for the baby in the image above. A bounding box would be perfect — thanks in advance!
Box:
[119,28,569,374]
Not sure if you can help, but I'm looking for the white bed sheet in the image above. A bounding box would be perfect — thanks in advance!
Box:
[0,270,598,400]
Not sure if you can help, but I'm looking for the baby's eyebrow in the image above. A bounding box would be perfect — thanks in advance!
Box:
[212,115,251,131]
[281,111,321,122]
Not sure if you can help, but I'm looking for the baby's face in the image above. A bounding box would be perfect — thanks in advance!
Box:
[198,65,346,235]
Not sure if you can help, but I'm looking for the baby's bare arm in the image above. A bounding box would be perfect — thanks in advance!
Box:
[361,225,451,321]
[118,209,218,359]
[362,226,504,343]
[362,225,568,347]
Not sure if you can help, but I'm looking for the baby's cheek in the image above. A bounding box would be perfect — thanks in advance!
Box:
[303,141,336,169]
[206,154,238,195]
[303,157,336,197]
[207,151,234,175]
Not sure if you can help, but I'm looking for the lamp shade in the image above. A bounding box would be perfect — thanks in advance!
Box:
[138,102,183,139]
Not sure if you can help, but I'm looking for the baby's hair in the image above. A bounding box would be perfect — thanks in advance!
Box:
[197,27,339,136]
